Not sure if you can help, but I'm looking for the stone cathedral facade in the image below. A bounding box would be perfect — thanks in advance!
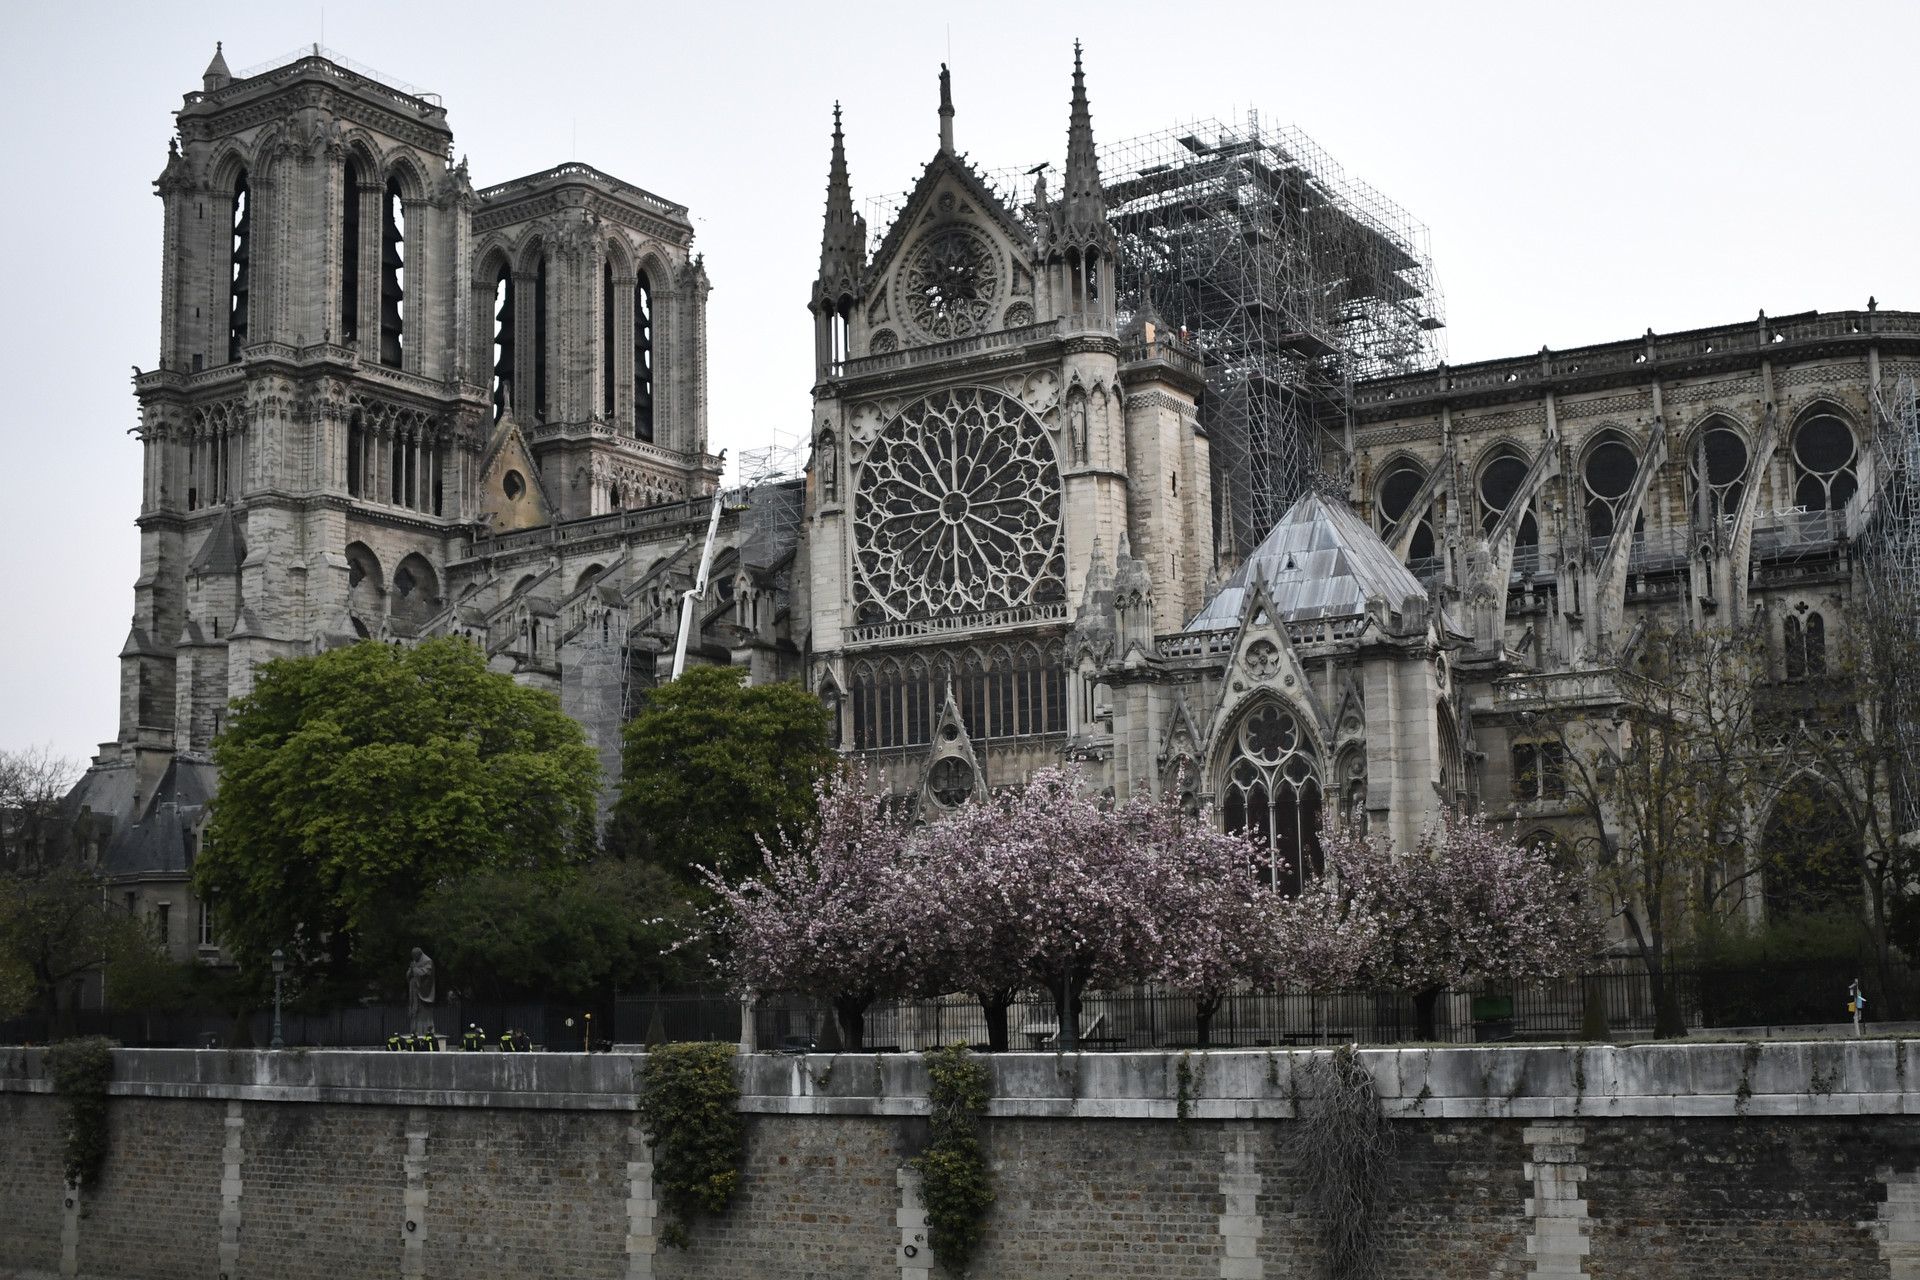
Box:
[61,44,1909,974]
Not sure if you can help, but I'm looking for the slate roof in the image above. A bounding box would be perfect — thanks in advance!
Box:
[1187,492,1428,631]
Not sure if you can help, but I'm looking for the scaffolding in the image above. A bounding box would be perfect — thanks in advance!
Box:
[856,110,1444,559]
[1099,112,1444,558]
[1860,375,1920,833]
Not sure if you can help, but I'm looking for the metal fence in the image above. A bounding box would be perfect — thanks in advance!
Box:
[6,964,1910,1050]
[0,1001,596,1050]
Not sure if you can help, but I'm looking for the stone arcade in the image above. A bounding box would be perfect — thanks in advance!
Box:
[63,44,1912,959]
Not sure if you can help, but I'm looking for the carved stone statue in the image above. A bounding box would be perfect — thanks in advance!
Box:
[407,948,436,1035]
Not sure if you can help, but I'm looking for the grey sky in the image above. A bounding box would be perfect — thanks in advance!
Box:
[4,0,1913,764]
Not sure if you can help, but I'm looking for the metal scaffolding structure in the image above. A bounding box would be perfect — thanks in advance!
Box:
[1861,375,1920,832]
[857,109,1445,560]
[1099,112,1445,558]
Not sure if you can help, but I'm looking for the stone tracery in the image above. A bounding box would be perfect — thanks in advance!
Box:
[852,387,1064,622]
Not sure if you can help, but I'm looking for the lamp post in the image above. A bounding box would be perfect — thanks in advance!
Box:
[270,948,285,1051]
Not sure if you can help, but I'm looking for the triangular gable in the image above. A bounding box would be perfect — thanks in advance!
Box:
[1187,492,1426,632]
[917,687,985,815]
[867,150,1035,286]
[475,416,552,532]
[1200,567,1332,756]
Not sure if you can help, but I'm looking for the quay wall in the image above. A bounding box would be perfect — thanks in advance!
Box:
[4,1042,1920,1278]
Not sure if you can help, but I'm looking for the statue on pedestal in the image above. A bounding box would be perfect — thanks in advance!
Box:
[407,948,436,1037]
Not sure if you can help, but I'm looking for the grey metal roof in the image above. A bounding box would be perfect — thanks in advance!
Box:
[1186,492,1428,630]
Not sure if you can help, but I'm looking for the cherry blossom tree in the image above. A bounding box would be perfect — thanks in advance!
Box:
[1278,815,1605,1039]
[1120,791,1275,1047]
[704,767,918,1050]
[916,767,1173,1050]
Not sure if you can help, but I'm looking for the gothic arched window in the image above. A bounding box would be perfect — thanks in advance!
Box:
[1583,437,1642,543]
[535,256,550,420]
[228,170,250,363]
[1477,446,1539,549]
[1374,460,1435,562]
[602,261,616,419]
[1220,702,1322,895]
[491,266,513,422]
[341,160,360,346]
[1793,413,1859,512]
[379,177,405,368]
[1688,418,1749,524]
[634,271,655,442]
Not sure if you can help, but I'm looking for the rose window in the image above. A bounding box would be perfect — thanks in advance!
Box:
[852,388,1065,622]
[903,228,999,340]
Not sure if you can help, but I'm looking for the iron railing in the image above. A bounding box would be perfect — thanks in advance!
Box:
[9,965,1910,1050]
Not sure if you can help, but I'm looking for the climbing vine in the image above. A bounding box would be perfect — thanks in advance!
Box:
[637,1042,745,1248]
[1290,1046,1395,1280]
[914,1043,995,1272]
[48,1036,116,1191]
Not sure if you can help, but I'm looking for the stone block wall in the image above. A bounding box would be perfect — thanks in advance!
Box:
[6,1043,1920,1278]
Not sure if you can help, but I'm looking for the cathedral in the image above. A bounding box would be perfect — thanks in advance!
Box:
[64,43,1907,969]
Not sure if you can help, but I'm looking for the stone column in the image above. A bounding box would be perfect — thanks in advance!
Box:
[1217,1130,1263,1280]
[401,1109,429,1279]
[1876,1167,1920,1278]
[1523,1123,1589,1277]
[626,1124,657,1279]
[896,1167,930,1280]
[218,1100,244,1280]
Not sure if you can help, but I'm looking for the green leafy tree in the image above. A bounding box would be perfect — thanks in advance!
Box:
[418,859,708,1004]
[194,637,600,990]
[0,865,157,1022]
[615,666,833,883]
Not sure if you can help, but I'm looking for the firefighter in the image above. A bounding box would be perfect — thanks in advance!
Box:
[462,1024,486,1052]
[386,1031,403,1052]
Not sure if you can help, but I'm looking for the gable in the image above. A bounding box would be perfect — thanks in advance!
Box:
[475,418,551,532]
[865,156,1037,348]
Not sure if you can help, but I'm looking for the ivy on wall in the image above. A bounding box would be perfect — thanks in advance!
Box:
[47,1037,116,1191]
[637,1042,745,1248]
[913,1043,995,1272]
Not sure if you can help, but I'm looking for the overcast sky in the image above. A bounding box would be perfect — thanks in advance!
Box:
[4,0,1915,765]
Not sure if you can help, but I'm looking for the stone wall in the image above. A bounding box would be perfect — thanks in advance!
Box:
[6,1043,1920,1279]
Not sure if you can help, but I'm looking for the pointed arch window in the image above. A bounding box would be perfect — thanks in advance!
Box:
[634,271,655,441]
[1220,703,1323,895]
[1477,447,1539,548]
[1374,460,1435,562]
[341,161,360,345]
[1792,414,1859,512]
[1785,610,1828,678]
[491,267,513,422]
[602,261,616,419]
[227,170,250,363]
[379,177,405,368]
[347,411,365,498]
[1688,420,1749,524]
[535,256,550,420]
[1583,437,1644,544]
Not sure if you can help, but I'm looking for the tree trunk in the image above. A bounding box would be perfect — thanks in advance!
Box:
[974,989,1014,1053]
[1045,969,1083,1052]
[1625,907,1688,1039]
[1580,975,1613,1041]
[1413,985,1443,1042]
[1194,993,1223,1049]
[832,995,871,1052]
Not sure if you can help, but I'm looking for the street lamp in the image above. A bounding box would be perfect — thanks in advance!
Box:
[270,949,285,1051]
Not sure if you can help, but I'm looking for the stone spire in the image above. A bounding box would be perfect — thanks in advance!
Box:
[203,41,233,92]
[1061,41,1105,235]
[816,104,865,306]
[938,63,955,154]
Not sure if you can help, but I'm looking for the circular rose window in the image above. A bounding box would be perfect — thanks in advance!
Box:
[903,228,999,340]
[852,387,1065,622]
